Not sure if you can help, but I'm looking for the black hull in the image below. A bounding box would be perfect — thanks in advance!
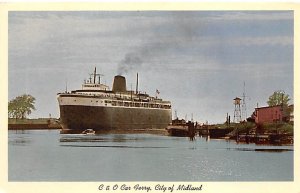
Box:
[59,105,172,133]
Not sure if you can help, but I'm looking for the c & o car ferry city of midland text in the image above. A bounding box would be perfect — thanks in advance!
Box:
[57,68,172,134]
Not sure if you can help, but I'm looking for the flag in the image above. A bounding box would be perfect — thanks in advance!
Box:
[156,89,160,94]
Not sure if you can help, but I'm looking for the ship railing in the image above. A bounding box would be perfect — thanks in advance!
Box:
[108,99,171,109]
[66,92,168,104]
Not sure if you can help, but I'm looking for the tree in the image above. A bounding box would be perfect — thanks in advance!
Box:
[267,91,290,107]
[8,94,36,119]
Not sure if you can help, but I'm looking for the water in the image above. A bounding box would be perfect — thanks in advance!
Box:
[8,130,293,181]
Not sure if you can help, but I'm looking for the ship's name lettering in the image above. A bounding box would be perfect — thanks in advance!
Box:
[133,184,152,192]
[99,183,202,192]
[120,184,131,190]
[155,184,174,192]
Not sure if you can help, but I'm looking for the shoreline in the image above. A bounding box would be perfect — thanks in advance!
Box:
[8,128,294,146]
[8,123,61,130]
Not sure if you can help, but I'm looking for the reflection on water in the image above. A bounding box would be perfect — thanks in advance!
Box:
[8,130,31,146]
[227,147,293,152]
[59,134,144,143]
[59,134,294,152]
[59,136,107,143]
[60,145,169,148]
[9,137,31,146]
[59,133,167,143]
[59,134,171,148]
[8,130,294,181]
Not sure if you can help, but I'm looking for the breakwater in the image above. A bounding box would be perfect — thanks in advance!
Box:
[8,118,61,130]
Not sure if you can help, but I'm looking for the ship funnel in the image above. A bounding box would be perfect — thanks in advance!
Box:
[112,75,126,92]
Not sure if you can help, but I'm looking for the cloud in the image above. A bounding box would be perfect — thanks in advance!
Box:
[9,11,293,61]
[209,11,293,21]
[229,36,292,46]
[8,11,293,121]
[200,35,293,47]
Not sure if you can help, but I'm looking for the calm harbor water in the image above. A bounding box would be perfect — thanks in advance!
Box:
[8,130,293,181]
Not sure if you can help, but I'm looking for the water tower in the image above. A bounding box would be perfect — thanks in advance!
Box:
[233,97,242,123]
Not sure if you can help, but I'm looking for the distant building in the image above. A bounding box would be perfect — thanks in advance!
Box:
[254,105,292,124]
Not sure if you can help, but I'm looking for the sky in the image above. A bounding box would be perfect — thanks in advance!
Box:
[8,11,294,124]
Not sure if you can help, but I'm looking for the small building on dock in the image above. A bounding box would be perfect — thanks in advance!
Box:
[253,105,293,124]
[254,105,283,124]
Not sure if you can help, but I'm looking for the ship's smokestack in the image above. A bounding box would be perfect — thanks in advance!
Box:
[112,75,126,92]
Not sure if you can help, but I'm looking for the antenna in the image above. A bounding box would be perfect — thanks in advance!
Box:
[89,67,104,84]
[241,81,247,121]
[131,83,133,101]
[136,72,139,94]
[238,81,250,121]
[65,79,68,93]
[93,67,96,83]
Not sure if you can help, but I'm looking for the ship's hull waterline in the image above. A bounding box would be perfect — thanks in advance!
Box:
[59,103,172,133]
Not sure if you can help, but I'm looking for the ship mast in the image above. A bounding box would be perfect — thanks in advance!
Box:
[93,67,96,84]
[136,73,139,94]
[90,67,103,84]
